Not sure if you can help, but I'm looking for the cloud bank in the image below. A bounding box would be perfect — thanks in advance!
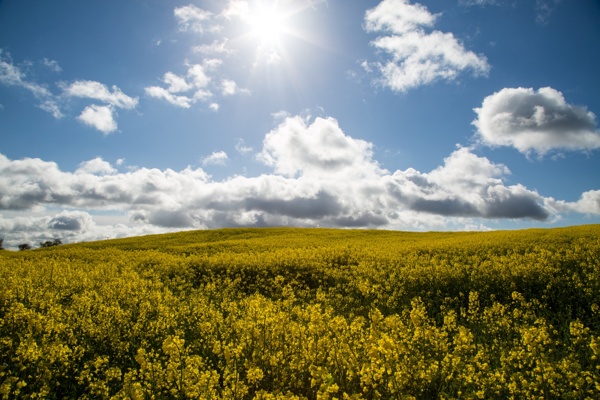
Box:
[3,112,595,249]
[363,0,489,92]
[474,87,600,156]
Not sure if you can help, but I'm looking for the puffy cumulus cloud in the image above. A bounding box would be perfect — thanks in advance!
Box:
[1,114,596,245]
[257,116,384,178]
[202,151,229,166]
[386,147,550,221]
[364,0,437,34]
[364,0,489,92]
[474,87,600,156]
[221,79,249,96]
[547,190,600,216]
[0,153,210,212]
[145,62,242,110]
[0,51,140,128]
[571,190,600,215]
[76,157,117,175]
[77,105,117,134]
[163,71,192,93]
[48,210,94,231]
[61,80,138,109]
[61,80,138,133]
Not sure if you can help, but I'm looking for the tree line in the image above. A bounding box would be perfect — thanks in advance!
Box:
[0,238,62,251]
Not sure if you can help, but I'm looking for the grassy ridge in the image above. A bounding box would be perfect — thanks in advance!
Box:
[1,225,599,398]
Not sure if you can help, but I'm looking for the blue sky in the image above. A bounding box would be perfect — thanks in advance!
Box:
[1,0,599,247]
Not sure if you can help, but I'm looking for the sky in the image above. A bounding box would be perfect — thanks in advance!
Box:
[1,0,600,248]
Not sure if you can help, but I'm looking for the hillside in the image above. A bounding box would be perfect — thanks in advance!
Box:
[1,225,599,398]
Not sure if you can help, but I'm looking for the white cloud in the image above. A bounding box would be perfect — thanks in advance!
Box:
[174,4,215,33]
[221,0,250,21]
[459,0,498,6]
[235,138,253,154]
[364,0,437,34]
[571,190,600,215]
[0,210,173,250]
[257,116,384,179]
[1,113,596,247]
[61,80,138,109]
[473,87,600,156]
[194,39,234,55]
[364,0,489,92]
[187,64,211,88]
[271,110,291,121]
[547,190,600,216]
[535,0,562,24]
[221,78,249,96]
[145,86,193,108]
[38,100,64,119]
[202,151,229,166]
[145,62,227,109]
[221,79,238,96]
[77,105,118,134]
[41,58,62,73]
[209,102,220,111]
[76,157,117,175]
[0,49,63,118]
[163,71,192,93]
[459,0,562,24]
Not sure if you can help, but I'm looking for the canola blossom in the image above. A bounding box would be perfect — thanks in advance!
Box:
[1,226,599,399]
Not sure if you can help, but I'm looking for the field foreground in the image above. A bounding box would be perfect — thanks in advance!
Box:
[1,225,600,399]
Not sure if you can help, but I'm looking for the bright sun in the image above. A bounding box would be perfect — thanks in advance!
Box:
[249,6,286,43]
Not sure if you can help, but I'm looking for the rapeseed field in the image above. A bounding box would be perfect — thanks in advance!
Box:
[1,226,599,399]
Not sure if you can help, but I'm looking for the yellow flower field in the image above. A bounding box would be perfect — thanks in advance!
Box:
[1,226,599,399]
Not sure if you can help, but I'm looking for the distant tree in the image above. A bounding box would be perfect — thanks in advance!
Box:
[18,243,32,251]
[40,238,62,248]
[0,238,4,250]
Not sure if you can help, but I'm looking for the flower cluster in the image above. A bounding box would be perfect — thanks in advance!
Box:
[1,226,599,398]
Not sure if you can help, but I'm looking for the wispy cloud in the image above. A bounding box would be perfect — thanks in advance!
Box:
[459,0,498,6]
[0,49,63,118]
[174,5,217,34]
[535,0,562,24]
[41,58,62,73]
[473,87,600,156]
[460,0,563,24]
[0,50,139,131]
[363,0,489,92]
[235,138,254,155]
